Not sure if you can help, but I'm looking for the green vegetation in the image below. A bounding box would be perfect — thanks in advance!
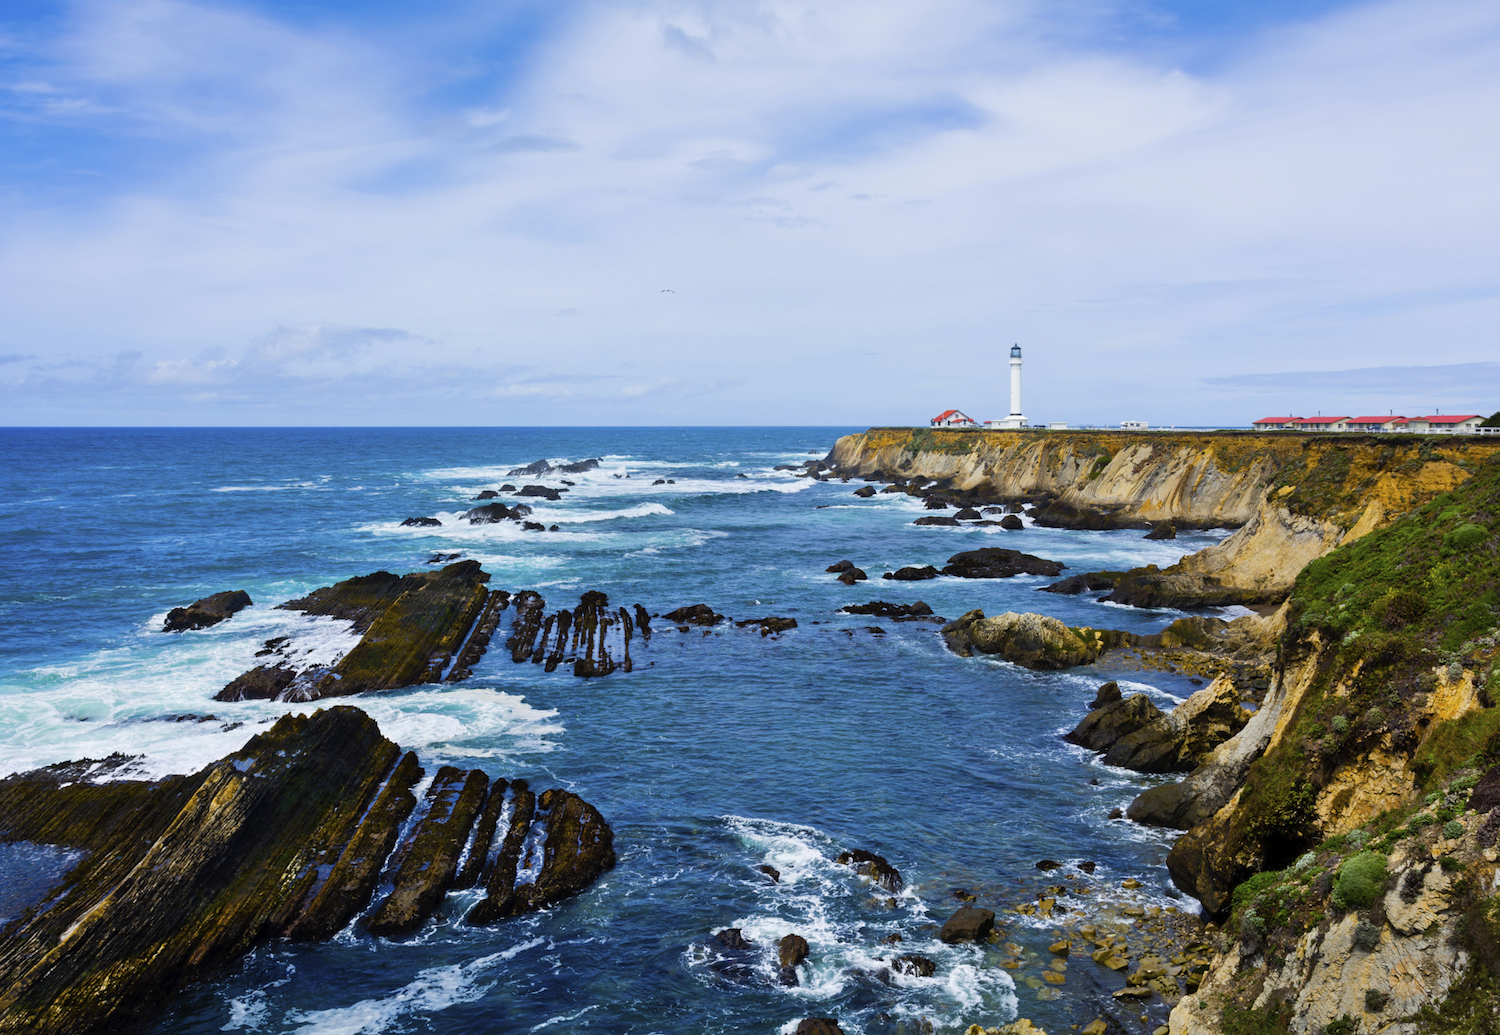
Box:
[1482,412,1500,429]
[1331,851,1388,911]
[899,428,981,456]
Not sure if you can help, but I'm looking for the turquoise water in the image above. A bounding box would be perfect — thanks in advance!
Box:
[0,427,1232,1035]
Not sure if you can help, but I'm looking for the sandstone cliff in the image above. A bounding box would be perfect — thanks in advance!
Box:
[829,429,1500,606]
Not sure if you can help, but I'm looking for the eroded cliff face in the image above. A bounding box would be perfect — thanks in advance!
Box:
[829,429,1500,605]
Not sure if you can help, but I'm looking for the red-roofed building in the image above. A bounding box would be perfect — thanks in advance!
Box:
[1293,416,1351,432]
[930,409,978,428]
[1252,416,1302,430]
[1418,414,1484,433]
[1346,416,1406,432]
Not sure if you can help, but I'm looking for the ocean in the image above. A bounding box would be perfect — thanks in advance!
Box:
[0,427,1238,1035]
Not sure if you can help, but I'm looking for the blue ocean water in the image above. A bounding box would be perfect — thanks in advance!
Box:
[0,427,1235,1035]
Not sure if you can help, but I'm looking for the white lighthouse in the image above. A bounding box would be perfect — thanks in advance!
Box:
[987,344,1027,428]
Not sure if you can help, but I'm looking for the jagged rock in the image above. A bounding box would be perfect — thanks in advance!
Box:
[942,610,1108,669]
[217,562,496,702]
[522,521,545,531]
[841,600,935,619]
[425,552,461,564]
[837,848,904,892]
[939,905,996,943]
[1041,572,1121,594]
[955,507,981,520]
[1031,501,1140,530]
[1144,521,1176,540]
[218,663,297,701]
[837,568,868,584]
[1066,694,1164,752]
[653,478,667,485]
[913,515,959,526]
[401,515,444,526]
[558,458,601,473]
[1103,568,1276,609]
[518,484,561,500]
[473,489,500,500]
[163,590,252,632]
[1000,514,1024,530]
[779,966,800,987]
[853,485,876,498]
[463,502,521,524]
[883,565,939,581]
[716,928,753,950]
[1100,675,1251,773]
[779,933,810,968]
[0,708,615,1035]
[465,787,616,924]
[757,864,781,883]
[891,955,937,977]
[664,604,724,626]
[500,483,517,491]
[736,616,797,636]
[941,547,1064,579]
[1091,681,1122,708]
[506,459,551,477]
[826,559,855,573]
[924,497,952,509]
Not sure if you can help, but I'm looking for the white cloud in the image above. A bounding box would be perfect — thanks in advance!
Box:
[0,0,1497,425]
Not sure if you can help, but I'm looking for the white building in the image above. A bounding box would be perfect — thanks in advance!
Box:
[987,344,1027,429]
[930,409,979,428]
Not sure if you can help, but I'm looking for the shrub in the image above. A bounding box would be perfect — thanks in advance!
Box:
[1332,852,1388,911]
[1446,523,1491,552]
[1441,855,1465,872]
[1445,820,1465,840]
[1352,920,1381,952]
[1324,1017,1355,1035]
[1409,813,1438,831]
[1365,706,1385,728]
[1381,588,1429,629]
[1331,715,1349,737]
[1365,989,1390,1012]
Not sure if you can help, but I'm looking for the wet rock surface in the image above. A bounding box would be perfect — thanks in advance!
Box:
[217,561,499,702]
[883,565,939,581]
[162,589,252,632]
[841,600,938,621]
[735,616,798,636]
[940,904,997,943]
[942,610,1112,669]
[665,603,725,626]
[836,848,904,892]
[1041,573,1122,595]
[836,567,869,584]
[400,515,443,526]
[940,548,1065,579]
[0,706,615,1035]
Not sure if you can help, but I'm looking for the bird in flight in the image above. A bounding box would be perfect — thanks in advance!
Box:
[661,289,674,293]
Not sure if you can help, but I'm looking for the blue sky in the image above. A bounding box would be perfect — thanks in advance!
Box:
[2,0,1497,426]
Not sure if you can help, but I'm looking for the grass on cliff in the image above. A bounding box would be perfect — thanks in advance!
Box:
[1220,454,1500,875]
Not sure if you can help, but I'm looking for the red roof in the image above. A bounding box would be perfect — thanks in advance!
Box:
[932,409,961,421]
[1292,417,1350,424]
[1421,414,1482,424]
[1348,416,1403,423]
[1252,417,1301,424]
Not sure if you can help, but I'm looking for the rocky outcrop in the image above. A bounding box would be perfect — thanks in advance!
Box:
[0,707,615,1035]
[940,547,1064,579]
[162,589,251,632]
[463,501,532,523]
[939,904,996,943]
[883,565,939,581]
[736,616,797,636]
[841,600,937,621]
[505,590,648,676]
[1042,572,1122,595]
[216,561,503,701]
[665,603,724,626]
[942,610,1115,669]
[518,484,562,500]
[1071,675,1251,774]
[401,515,444,526]
[836,848,904,892]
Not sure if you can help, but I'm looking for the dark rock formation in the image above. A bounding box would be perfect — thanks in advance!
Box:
[425,552,461,564]
[465,786,615,924]
[999,514,1024,530]
[942,610,1112,668]
[891,955,937,977]
[840,600,934,620]
[736,616,797,636]
[1042,572,1122,594]
[506,459,551,477]
[464,502,522,524]
[0,708,614,1035]
[913,515,959,526]
[757,864,781,883]
[938,905,996,943]
[1145,521,1177,540]
[400,515,444,526]
[500,483,517,491]
[795,1021,846,1035]
[162,590,252,632]
[923,497,951,509]
[836,568,868,584]
[779,933,810,967]
[557,458,602,473]
[954,507,981,520]
[1090,681,1122,708]
[836,848,903,892]
[218,663,297,701]
[826,559,855,573]
[518,484,562,500]
[1030,500,1143,530]
[853,485,876,498]
[522,521,545,531]
[217,562,501,702]
[664,604,724,626]
[1103,567,1280,609]
[473,489,501,500]
[940,547,1064,579]
[1065,694,1165,753]
[883,565,939,581]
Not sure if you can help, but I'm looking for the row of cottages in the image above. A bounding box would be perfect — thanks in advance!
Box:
[1252,414,1489,433]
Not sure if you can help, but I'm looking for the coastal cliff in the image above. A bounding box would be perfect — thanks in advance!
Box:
[828,429,1500,606]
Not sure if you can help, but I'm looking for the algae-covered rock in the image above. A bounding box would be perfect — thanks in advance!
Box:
[940,547,1064,579]
[0,707,617,1035]
[163,589,252,632]
[942,610,1110,669]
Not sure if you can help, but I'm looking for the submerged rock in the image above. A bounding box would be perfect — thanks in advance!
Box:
[1041,572,1121,595]
[400,515,444,526]
[506,459,552,477]
[883,565,939,581]
[913,515,959,526]
[841,600,935,620]
[836,567,868,584]
[1144,521,1177,540]
[826,559,856,573]
[853,485,876,498]
[939,904,996,943]
[664,604,725,626]
[557,458,602,474]
[518,484,562,500]
[736,616,797,636]
[162,590,252,632]
[0,707,614,1035]
[837,848,904,892]
[1000,514,1024,530]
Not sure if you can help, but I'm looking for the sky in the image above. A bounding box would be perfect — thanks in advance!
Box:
[1,0,1497,427]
